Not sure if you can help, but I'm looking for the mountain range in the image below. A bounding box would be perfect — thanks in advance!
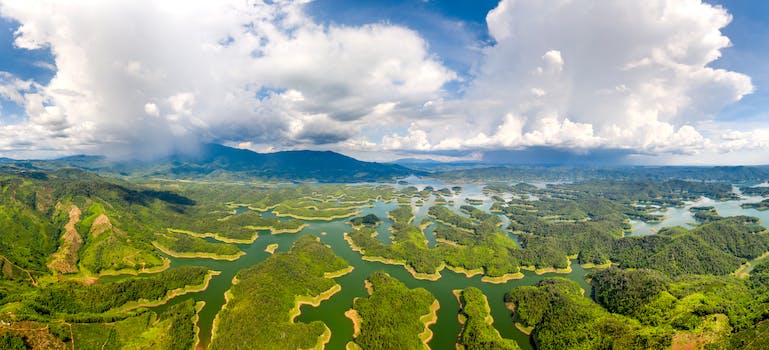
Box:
[4,143,769,184]
[7,144,419,183]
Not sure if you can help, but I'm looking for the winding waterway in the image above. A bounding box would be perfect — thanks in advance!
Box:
[150,180,769,349]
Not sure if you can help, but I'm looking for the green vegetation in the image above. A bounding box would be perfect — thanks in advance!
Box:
[350,214,381,227]
[437,165,769,184]
[0,176,60,272]
[210,235,349,349]
[506,278,672,350]
[348,272,437,350]
[0,168,196,276]
[153,230,242,259]
[589,268,668,320]
[465,198,484,206]
[162,212,264,243]
[0,332,26,350]
[248,216,306,233]
[585,264,769,348]
[691,206,722,222]
[729,320,769,349]
[499,184,639,269]
[740,186,769,197]
[456,287,520,350]
[347,206,443,278]
[429,205,476,230]
[5,164,769,349]
[742,198,769,211]
[71,298,198,349]
[612,218,769,276]
[490,177,769,276]
[33,266,208,316]
[433,205,521,280]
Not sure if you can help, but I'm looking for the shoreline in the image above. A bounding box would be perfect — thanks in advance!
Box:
[345,233,444,281]
[454,289,502,338]
[734,251,769,277]
[435,238,461,247]
[72,256,173,283]
[209,276,238,347]
[445,265,484,278]
[419,219,434,231]
[580,261,613,269]
[405,264,444,281]
[481,272,525,284]
[312,325,332,350]
[505,302,533,335]
[273,209,362,221]
[167,228,257,244]
[152,241,244,261]
[264,243,279,254]
[193,301,206,350]
[345,308,362,339]
[247,223,308,234]
[226,203,278,212]
[324,266,355,279]
[520,263,573,275]
[288,283,343,323]
[453,289,467,350]
[288,284,342,350]
[515,322,533,336]
[418,300,440,348]
[120,270,221,313]
[429,215,474,233]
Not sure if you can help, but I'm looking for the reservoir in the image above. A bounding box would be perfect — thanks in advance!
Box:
[150,181,769,349]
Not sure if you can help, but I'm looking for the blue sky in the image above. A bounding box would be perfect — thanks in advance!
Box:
[707,0,769,125]
[0,16,53,119]
[308,0,499,78]
[0,0,767,164]
[312,0,769,127]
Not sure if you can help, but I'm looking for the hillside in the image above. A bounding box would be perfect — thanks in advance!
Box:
[160,144,417,182]
[21,144,418,182]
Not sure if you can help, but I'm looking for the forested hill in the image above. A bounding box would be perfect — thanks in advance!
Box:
[434,165,769,183]
[13,143,420,182]
[156,143,418,182]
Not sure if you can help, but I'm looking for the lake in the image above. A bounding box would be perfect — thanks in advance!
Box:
[151,180,769,349]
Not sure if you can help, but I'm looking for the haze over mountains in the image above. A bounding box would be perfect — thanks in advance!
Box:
[0,143,767,184]
[2,144,417,182]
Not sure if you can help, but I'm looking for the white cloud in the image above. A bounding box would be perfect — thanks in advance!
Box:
[0,0,766,163]
[0,72,36,105]
[143,103,159,117]
[540,50,563,73]
[382,123,431,151]
[0,0,455,158]
[386,113,602,152]
[377,0,756,158]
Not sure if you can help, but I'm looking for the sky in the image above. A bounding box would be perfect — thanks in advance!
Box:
[0,0,768,165]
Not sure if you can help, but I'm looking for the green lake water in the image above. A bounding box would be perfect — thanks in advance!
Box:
[150,181,769,349]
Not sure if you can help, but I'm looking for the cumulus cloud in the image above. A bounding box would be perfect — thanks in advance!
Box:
[0,0,764,162]
[0,0,455,158]
[143,103,159,117]
[0,72,36,105]
[381,0,756,158]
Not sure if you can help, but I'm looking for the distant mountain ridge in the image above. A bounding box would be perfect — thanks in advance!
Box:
[158,143,418,182]
[434,165,769,183]
[9,143,419,182]
[4,144,769,183]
